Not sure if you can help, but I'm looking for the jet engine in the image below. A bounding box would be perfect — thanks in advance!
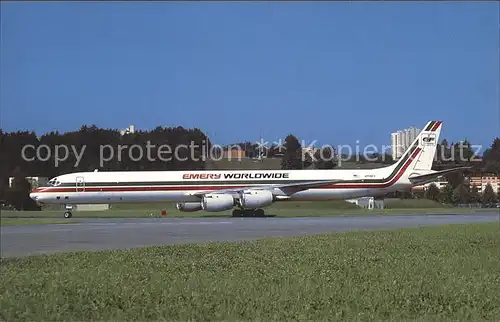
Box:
[176,202,203,212]
[239,190,274,209]
[201,194,235,212]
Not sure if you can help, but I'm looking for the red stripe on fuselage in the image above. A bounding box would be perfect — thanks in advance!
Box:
[33,148,421,194]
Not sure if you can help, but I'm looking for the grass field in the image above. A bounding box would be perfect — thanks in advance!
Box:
[1,199,491,219]
[1,223,499,321]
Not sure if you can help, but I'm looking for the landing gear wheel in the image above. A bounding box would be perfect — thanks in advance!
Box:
[64,211,72,219]
[242,209,255,217]
[255,209,265,217]
[232,209,242,217]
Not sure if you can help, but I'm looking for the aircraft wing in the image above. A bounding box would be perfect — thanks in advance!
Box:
[408,166,471,185]
[189,179,344,198]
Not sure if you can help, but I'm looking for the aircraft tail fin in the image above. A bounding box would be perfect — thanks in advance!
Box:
[412,120,442,171]
[390,120,442,174]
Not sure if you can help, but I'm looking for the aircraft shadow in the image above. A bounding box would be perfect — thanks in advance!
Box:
[201,214,277,218]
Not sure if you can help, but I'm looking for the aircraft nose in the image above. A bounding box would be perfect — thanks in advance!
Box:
[30,192,45,205]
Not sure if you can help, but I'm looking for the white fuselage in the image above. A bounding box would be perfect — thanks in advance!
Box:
[28,119,444,212]
[30,166,415,205]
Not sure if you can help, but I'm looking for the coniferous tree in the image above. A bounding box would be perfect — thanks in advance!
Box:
[469,185,481,203]
[313,147,337,169]
[425,183,440,202]
[440,184,454,204]
[280,134,303,170]
[444,171,465,190]
[482,183,497,206]
[482,138,500,174]
[5,167,39,210]
[452,184,470,205]
[440,139,450,161]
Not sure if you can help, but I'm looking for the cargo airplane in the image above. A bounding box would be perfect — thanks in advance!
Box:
[30,121,469,218]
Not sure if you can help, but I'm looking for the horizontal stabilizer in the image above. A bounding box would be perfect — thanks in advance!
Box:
[408,166,471,185]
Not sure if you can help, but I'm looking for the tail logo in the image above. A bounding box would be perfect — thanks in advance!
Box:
[421,133,436,145]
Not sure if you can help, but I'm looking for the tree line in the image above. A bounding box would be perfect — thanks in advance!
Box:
[387,138,500,204]
[1,125,499,210]
[0,125,209,209]
[422,181,500,206]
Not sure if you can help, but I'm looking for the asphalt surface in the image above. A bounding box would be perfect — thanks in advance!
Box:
[1,212,499,258]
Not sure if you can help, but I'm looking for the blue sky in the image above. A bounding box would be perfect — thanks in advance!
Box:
[1,2,499,151]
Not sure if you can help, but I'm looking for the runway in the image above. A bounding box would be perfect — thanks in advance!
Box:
[1,212,499,258]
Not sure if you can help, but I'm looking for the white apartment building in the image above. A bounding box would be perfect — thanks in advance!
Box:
[391,126,421,160]
[120,125,136,136]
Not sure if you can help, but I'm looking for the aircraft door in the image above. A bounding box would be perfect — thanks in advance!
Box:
[76,176,85,192]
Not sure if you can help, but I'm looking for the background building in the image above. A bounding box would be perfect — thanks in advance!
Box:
[120,125,136,136]
[9,177,48,190]
[465,173,500,193]
[346,197,385,209]
[222,149,246,160]
[391,126,421,160]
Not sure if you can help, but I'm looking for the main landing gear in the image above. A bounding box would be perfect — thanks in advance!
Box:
[232,209,266,217]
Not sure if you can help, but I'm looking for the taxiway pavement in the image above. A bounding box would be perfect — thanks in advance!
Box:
[1,212,498,258]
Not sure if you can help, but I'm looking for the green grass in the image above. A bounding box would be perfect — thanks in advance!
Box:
[0,218,78,226]
[1,223,499,321]
[1,199,491,219]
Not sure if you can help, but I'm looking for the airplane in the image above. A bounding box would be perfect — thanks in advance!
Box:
[29,120,470,218]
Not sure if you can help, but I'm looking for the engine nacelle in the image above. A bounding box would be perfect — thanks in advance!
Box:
[176,201,203,212]
[201,194,235,212]
[240,190,274,209]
